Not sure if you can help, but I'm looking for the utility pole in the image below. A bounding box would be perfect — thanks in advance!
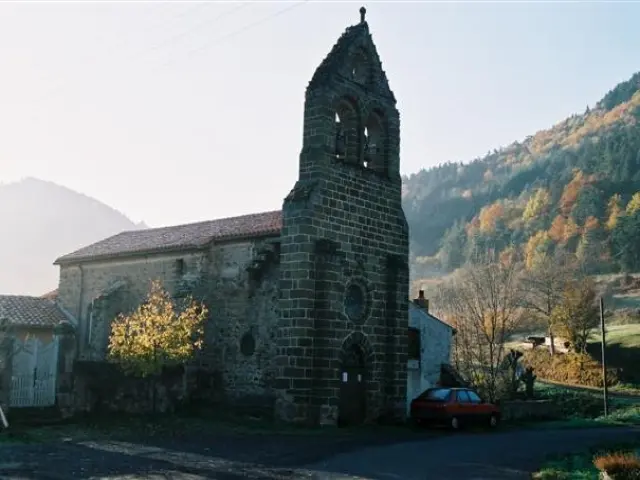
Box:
[600,297,609,417]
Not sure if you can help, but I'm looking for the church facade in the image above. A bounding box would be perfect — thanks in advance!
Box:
[53,8,409,426]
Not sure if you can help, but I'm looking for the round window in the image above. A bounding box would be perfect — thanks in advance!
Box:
[240,332,256,357]
[344,283,367,323]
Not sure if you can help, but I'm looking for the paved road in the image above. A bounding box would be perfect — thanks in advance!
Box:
[0,426,638,479]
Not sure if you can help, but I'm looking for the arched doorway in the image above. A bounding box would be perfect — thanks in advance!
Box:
[338,344,367,426]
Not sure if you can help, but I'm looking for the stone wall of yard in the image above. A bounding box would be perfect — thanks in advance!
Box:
[73,361,188,414]
[500,400,560,422]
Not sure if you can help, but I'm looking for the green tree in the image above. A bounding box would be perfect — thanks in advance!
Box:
[612,210,640,272]
[571,184,604,226]
[439,220,467,271]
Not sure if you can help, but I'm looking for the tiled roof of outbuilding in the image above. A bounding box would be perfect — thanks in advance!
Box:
[0,295,69,328]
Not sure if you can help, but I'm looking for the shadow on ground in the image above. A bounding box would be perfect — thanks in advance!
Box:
[0,425,438,480]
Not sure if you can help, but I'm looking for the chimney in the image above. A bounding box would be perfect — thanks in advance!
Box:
[413,289,429,312]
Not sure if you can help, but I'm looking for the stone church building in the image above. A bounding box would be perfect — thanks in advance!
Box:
[52,8,414,426]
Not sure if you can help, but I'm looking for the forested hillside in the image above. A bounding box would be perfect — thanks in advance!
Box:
[403,71,640,279]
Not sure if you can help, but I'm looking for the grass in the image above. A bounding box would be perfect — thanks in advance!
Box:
[587,323,640,386]
[506,382,640,432]
[533,443,640,479]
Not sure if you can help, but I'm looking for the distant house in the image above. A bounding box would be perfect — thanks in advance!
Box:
[0,295,74,410]
[406,290,456,413]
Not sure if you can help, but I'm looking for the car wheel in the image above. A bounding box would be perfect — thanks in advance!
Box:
[489,414,499,428]
[450,416,460,430]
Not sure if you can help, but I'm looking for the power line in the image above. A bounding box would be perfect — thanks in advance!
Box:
[141,3,251,57]
[155,0,309,71]
[31,3,215,104]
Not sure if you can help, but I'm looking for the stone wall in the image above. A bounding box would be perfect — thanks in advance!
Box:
[277,25,409,425]
[500,400,560,421]
[56,237,281,414]
[57,251,208,360]
[73,361,187,414]
[198,239,280,411]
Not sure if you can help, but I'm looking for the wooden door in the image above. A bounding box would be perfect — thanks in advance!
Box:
[338,345,366,426]
[10,337,58,408]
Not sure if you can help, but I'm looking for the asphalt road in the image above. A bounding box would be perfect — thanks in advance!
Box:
[0,426,638,479]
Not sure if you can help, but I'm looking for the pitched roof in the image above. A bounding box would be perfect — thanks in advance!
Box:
[409,302,454,331]
[41,289,59,300]
[308,21,369,90]
[307,19,396,103]
[0,295,69,328]
[54,210,283,265]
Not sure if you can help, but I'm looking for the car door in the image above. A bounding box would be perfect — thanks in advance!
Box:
[466,389,490,418]
[453,389,471,421]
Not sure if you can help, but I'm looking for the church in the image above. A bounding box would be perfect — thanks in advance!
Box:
[24,7,451,426]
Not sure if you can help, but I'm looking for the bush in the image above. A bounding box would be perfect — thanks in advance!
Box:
[523,349,620,388]
[594,452,640,479]
[539,388,605,418]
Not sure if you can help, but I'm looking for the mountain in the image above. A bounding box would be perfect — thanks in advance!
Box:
[0,177,146,295]
[402,71,640,279]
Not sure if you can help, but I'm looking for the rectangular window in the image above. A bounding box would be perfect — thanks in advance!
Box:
[408,327,420,360]
[456,390,471,403]
[175,258,185,276]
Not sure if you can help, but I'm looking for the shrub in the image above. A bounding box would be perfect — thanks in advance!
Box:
[593,452,640,478]
[523,349,620,388]
[539,388,604,418]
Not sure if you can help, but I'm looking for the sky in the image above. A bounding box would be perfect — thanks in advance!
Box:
[0,1,638,228]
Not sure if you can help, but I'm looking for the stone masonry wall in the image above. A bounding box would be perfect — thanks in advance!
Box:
[56,237,280,413]
[199,240,280,411]
[277,25,409,424]
[57,251,208,360]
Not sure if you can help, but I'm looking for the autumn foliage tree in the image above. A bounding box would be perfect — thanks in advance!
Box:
[108,280,208,409]
[439,257,523,401]
[551,278,599,354]
[520,253,577,354]
[523,188,551,223]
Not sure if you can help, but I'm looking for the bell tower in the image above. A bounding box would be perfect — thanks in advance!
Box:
[276,7,409,426]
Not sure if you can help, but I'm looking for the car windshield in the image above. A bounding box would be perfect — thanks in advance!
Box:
[424,388,450,400]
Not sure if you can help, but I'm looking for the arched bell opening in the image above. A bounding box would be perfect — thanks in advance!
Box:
[363,110,387,174]
[333,97,360,164]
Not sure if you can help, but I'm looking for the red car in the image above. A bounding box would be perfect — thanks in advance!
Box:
[409,387,500,430]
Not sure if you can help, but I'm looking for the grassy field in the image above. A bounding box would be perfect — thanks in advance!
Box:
[586,323,640,385]
[507,322,640,392]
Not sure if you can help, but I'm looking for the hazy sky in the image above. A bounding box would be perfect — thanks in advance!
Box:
[1,1,638,228]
